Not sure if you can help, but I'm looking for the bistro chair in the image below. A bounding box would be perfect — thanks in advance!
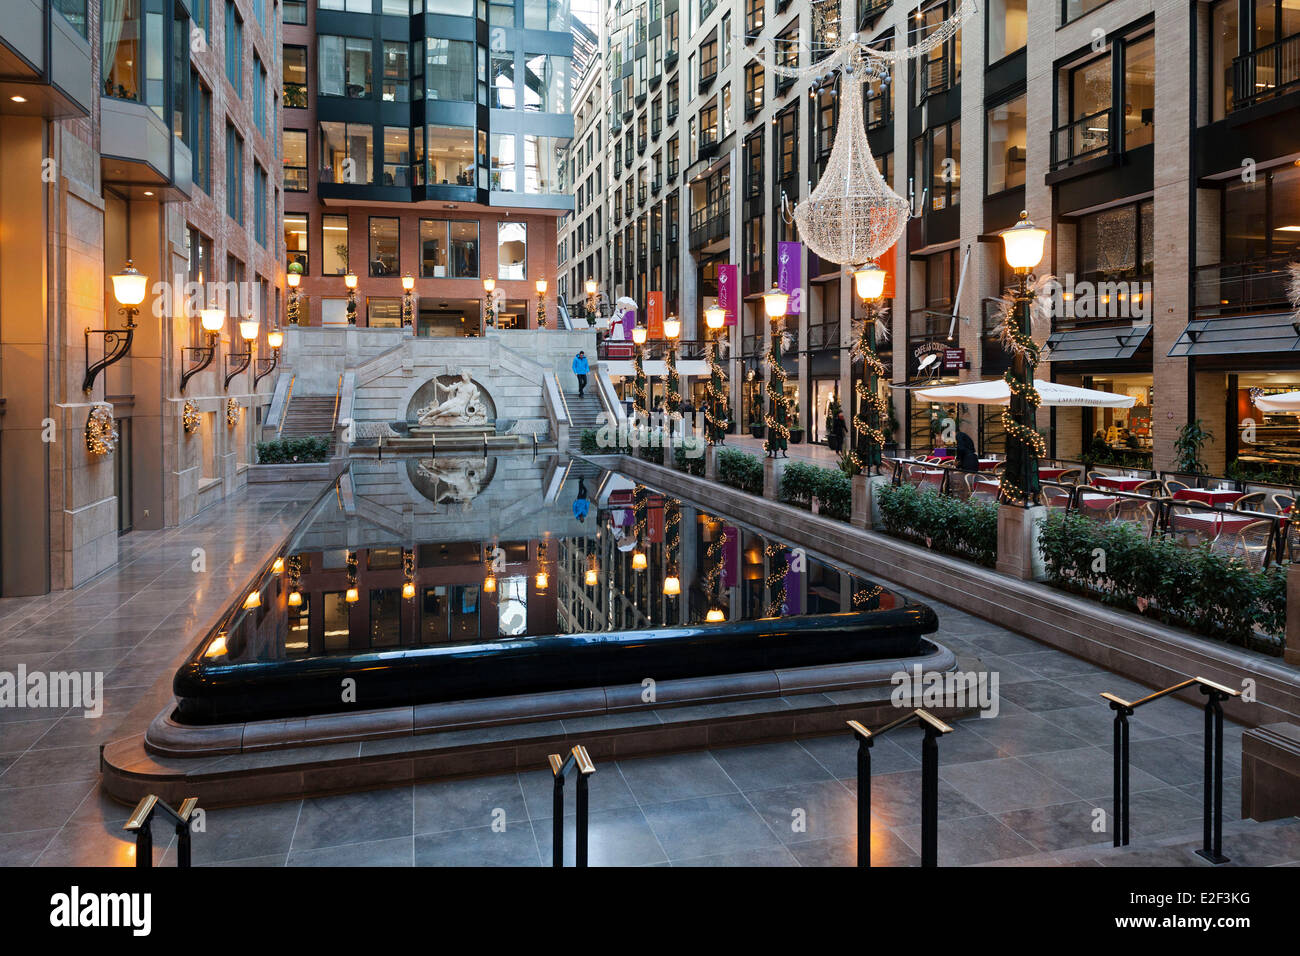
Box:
[1270,493,1295,515]
[1043,484,1073,511]
[1233,491,1267,512]
[1086,470,1107,484]
[1163,479,1191,497]
[1213,519,1274,570]
[1114,497,1161,536]
[1057,467,1082,484]
[967,473,999,503]
[1133,479,1163,497]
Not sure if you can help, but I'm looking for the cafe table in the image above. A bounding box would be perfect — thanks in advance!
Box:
[1092,475,1148,492]
[1169,511,1256,536]
[1039,467,1071,481]
[977,459,1002,471]
[1171,488,1244,507]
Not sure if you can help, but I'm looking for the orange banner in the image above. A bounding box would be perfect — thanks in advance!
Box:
[647,291,664,338]
[880,243,898,300]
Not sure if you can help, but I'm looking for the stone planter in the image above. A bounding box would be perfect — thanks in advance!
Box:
[749,423,765,440]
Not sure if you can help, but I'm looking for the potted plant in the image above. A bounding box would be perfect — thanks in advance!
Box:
[749,419,765,440]
[1175,419,1214,477]
[789,411,804,444]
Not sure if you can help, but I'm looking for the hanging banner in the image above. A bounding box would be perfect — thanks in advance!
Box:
[721,525,740,588]
[647,291,665,338]
[879,242,898,300]
[777,241,803,314]
[717,264,739,326]
[783,552,803,615]
[646,495,665,543]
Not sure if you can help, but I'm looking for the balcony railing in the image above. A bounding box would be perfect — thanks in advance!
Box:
[699,66,718,91]
[865,92,890,131]
[919,56,951,100]
[745,91,764,118]
[1233,32,1300,110]
[1051,108,1111,170]
[689,198,730,249]
[1194,256,1294,319]
[858,0,890,29]
[699,128,719,157]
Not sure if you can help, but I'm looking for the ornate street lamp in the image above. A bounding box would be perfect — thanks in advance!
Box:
[852,260,889,474]
[224,319,259,389]
[762,283,791,457]
[344,272,358,325]
[999,211,1049,506]
[483,277,496,330]
[286,267,301,325]
[401,274,415,327]
[663,314,681,417]
[535,278,548,329]
[703,301,729,445]
[585,277,598,319]
[632,323,649,420]
[254,327,283,387]
[179,307,226,393]
[84,260,148,394]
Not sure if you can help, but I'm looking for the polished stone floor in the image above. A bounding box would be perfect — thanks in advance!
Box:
[0,479,1294,867]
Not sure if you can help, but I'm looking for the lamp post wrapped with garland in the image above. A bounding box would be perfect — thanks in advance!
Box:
[703,302,729,444]
[850,262,888,474]
[762,284,791,457]
[998,211,1049,506]
[664,314,682,417]
[631,323,649,423]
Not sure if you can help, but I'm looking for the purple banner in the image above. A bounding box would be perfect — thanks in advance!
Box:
[783,552,803,615]
[721,525,740,588]
[717,264,739,326]
[777,241,803,314]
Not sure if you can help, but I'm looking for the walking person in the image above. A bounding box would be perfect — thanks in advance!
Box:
[830,411,847,453]
[572,350,589,397]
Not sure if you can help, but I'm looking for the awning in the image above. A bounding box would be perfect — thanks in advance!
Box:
[1168,312,1300,357]
[904,378,1136,408]
[1043,323,1150,362]
[1253,390,1300,412]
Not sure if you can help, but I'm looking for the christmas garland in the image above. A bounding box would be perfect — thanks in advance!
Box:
[85,403,118,455]
[996,286,1049,505]
[225,397,240,428]
[704,340,730,444]
[665,345,681,415]
[182,399,201,435]
[849,304,889,471]
[764,542,789,617]
[633,347,649,421]
[764,326,793,456]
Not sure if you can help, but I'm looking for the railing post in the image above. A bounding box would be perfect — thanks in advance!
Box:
[920,724,940,867]
[1108,700,1132,847]
[176,818,192,869]
[1196,688,1232,865]
[552,770,565,869]
[575,771,590,869]
[857,734,872,868]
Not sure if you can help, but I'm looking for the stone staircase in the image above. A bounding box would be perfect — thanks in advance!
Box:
[566,389,606,434]
[279,395,338,454]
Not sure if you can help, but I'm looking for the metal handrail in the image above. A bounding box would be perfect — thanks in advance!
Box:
[548,745,596,867]
[123,795,199,868]
[848,710,953,867]
[1101,677,1242,863]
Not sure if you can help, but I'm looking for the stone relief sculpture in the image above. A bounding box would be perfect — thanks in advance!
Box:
[415,372,490,427]
[415,456,489,503]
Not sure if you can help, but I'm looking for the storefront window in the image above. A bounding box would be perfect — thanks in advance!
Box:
[1083,374,1154,466]
[285,213,308,273]
[420,220,479,278]
[322,214,349,275]
[498,221,527,280]
[369,218,399,276]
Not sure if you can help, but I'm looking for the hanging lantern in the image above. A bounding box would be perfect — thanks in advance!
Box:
[483,573,497,593]
[706,607,726,622]
[662,574,680,596]
[287,590,303,607]
[632,548,647,571]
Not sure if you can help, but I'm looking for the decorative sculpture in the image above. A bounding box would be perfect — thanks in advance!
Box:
[415,372,490,427]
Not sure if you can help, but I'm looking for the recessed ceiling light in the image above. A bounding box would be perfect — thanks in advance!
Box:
[10,95,27,103]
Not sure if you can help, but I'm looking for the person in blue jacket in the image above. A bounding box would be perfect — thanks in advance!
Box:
[572,350,590,397]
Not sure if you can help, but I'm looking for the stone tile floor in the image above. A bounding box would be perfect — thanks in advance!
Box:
[0,479,1295,867]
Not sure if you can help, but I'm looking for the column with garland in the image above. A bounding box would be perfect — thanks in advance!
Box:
[633,346,648,422]
[704,340,729,444]
[1000,285,1044,505]
[852,303,888,473]
[764,326,790,457]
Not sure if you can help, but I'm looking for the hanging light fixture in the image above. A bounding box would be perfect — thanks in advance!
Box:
[662,574,680,596]
[287,590,303,607]
[535,569,549,590]
[632,547,647,571]
[483,573,497,593]
[706,607,726,622]
[584,554,599,587]
[345,586,360,603]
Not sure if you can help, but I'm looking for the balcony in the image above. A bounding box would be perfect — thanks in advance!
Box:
[1233,32,1300,111]
[638,134,647,153]
[858,0,890,29]
[651,177,662,194]
[638,182,647,204]
[865,93,890,131]
[667,105,679,123]
[665,49,679,69]
[1051,109,1111,171]
[919,57,952,100]
[689,197,730,250]
[699,129,719,159]
[745,93,763,119]
[624,150,634,169]
[1194,257,1292,319]
[651,120,661,138]
[699,66,717,93]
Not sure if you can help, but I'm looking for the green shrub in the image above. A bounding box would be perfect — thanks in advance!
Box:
[256,435,331,464]
[717,448,763,495]
[579,428,600,454]
[876,482,999,567]
[1038,511,1285,654]
[673,445,705,476]
[778,461,851,521]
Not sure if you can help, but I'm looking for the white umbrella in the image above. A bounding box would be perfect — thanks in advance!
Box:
[1253,391,1300,412]
[907,378,1135,408]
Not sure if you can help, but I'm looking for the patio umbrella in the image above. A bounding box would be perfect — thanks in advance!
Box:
[1253,391,1300,412]
[907,378,1135,408]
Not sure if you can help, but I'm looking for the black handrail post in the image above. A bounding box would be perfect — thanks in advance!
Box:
[176,818,192,869]
[576,771,590,868]
[1195,687,1231,864]
[552,771,566,869]
[1108,700,1133,847]
[857,734,872,868]
[920,724,940,867]
[134,819,153,868]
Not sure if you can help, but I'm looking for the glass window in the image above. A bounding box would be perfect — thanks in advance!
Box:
[428,0,474,12]
[383,127,410,186]
[367,298,403,328]
[491,52,516,107]
[420,220,449,277]
[1063,0,1110,24]
[524,53,568,112]
[283,129,309,190]
[425,125,476,185]
[225,124,244,223]
[986,94,1026,193]
[322,214,349,275]
[225,2,243,97]
[524,135,559,193]
[189,74,212,193]
[1211,0,1239,121]
[427,39,476,101]
[284,0,306,24]
[103,0,142,100]
[319,121,373,183]
[254,164,268,246]
[383,42,409,102]
[319,35,372,98]
[491,133,516,191]
[987,0,1027,63]
[498,221,527,279]
[1123,35,1155,151]
[490,0,515,26]
[283,45,307,108]
[285,212,308,273]
[369,218,400,276]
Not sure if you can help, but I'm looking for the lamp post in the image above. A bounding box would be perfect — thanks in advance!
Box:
[344,272,358,325]
[286,268,301,325]
[401,273,415,328]
[224,319,259,390]
[632,323,649,421]
[254,328,283,387]
[762,283,791,458]
[703,301,729,445]
[999,211,1049,506]
[535,278,548,329]
[585,277,598,320]
[84,260,147,394]
[663,314,681,419]
[483,277,496,330]
[852,260,888,474]
[179,307,226,393]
